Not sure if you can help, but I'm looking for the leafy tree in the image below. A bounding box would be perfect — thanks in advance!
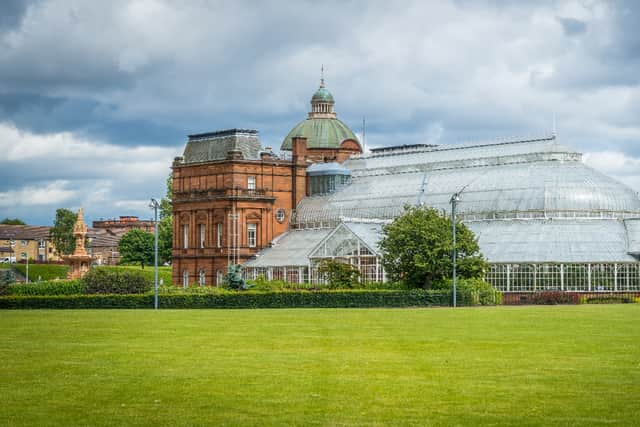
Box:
[1,218,26,225]
[317,259,361,288]
[118,229,155,269]
[50,208,77,255]
[379,205,487,289]
[158,174,173,264]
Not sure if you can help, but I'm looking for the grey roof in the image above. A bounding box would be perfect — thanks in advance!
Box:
[0,225,51,240]
[341,222,384,254]
[294,137,640,225]
[468,219,637,263]
[244,228,331,267]
[247,136,640,267]
[181,129,261,163]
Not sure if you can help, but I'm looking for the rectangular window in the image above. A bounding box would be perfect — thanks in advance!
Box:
[38,240,46,248]
[247,176,256,190]
[182,270,189,288]
[216,270,223,287]
[248,223,257,248]
[217,223,222,248]
[199,224,205,249]
[183,224,189,249]
[199,270,205,286]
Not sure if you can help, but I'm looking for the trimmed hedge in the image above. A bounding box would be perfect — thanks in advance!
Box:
[0,289,466,309]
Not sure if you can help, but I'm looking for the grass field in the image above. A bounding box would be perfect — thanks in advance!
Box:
[1,306,638,426]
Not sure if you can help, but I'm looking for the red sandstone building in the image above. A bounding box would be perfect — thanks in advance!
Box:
[172,79,361,285]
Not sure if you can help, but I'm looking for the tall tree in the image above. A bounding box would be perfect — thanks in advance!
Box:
[118,229,155,269]
[157,174,173,264]
[0,218,26,225]
[379,205,487,289]
[50,208,77,255]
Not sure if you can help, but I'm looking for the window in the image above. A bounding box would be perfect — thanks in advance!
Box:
[199,270,206,286]
[183,224,189,249]
[248,223,257,248]
[38,240,45,248]
[21,252,27,260]
[182,270,189,288]
[217,223,223,248]
[20,240,27,246]
[216,270,224,287]
[199,224,206,248]
[276,209,286,223]
[247,176,256,190]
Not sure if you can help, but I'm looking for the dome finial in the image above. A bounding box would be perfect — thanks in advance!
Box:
[320,64,325,88]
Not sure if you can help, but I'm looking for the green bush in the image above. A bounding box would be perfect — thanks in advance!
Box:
[246,276,289,291]
[0,269,16,287]
[317,259,361,289]
[82,268,152,294]
[0,289,461,309]
[12,264,69,281]
[582,294,635,304]
[8,280,85,296]
[433,278,502,305]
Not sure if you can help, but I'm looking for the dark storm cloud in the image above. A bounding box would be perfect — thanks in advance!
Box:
[1,0,640,225]
[0,0,33,30]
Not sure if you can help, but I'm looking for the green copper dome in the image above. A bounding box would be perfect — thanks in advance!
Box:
[311,87,334,103]
[281,118,359,150]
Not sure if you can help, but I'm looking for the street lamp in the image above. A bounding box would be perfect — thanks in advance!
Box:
[450,192,461,308]
[150,198,160,310]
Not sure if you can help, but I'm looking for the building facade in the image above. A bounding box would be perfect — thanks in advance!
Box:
[0,225,61,262]
[171,80,362,286]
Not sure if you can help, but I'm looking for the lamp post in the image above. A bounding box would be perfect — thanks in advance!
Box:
[450,192,460,308]
[150,198,160,310]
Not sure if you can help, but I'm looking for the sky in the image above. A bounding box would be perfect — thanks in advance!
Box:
[1,0,639,225]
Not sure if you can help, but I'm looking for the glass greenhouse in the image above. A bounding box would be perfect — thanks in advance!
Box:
[245,136,640,292]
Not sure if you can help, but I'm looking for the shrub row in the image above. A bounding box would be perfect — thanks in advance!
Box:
[0,290,472,309]
[8,280,85,296]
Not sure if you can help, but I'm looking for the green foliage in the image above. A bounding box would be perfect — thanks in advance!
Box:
[50,208,77,255]
[531,291,580,305]
[12,264,69,281]
[82,268,152,294]
[118,229,155,268]
[99,265,173,286]
[433,278,502,305]
[224,264,252,290]
[246,275,287,291]
[0,218,26,225]
[0,289,458,309]
[581,294,635,304]
[0,269,16,288]
[158,173,173,264]
[379,205,488,289]
[317,259,361,289]
[8,280,85,296]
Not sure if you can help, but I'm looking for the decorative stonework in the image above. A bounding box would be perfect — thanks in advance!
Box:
[63,208,92,279]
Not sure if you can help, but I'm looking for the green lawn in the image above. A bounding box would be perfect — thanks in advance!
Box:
[1,306,638,426]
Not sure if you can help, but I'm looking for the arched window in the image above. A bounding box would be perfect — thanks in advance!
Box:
[199,270,206,286]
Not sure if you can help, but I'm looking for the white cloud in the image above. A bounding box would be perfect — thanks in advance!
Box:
[0,121,177,223]
[0,180,76,208]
